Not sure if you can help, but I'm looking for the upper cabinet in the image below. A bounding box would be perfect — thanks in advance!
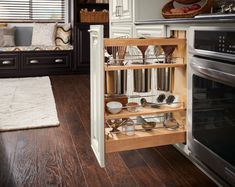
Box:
[109,0,132,23]
[109,0,167,23]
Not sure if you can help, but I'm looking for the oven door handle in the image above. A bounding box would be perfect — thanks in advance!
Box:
[191,61,235,85]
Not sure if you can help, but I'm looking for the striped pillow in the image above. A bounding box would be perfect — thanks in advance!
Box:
[0,27,16,47]
[0,23,7,27]
[55,24,72,46]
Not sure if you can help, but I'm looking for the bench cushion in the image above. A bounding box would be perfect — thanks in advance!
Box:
[0,45,73,52]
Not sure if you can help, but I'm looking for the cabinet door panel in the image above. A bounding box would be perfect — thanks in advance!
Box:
[110,0,132,22]
[110,24,133,38]
[78,25,90,66]
[121,0,132,22]
[77,24,109,71]
[110,0,120,22]
[90,25,105,168]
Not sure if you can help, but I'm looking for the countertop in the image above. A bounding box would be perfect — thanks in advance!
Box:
[135,16,235,25]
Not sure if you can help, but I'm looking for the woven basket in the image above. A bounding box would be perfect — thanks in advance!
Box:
[175,0,201,4]
[80,11,109,23]
[162,0,213,18]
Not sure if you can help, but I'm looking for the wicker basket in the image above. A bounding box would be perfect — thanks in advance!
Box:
[175,0,201,4]
[162,0,213,18]
[80,11,109,23]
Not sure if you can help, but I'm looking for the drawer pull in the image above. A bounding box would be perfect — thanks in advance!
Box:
[55,59,63,63]
[30,60,39,64]
[2,60,12,65]
[141,33,151,37]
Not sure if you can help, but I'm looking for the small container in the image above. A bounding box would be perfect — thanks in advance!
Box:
[142,122,156,131]
[123,119,135,136]
[126,102,140,112]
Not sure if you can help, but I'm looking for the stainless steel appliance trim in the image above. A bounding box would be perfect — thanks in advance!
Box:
[190,57,235,86]
[188,27,235,62]
[190,49,235,62]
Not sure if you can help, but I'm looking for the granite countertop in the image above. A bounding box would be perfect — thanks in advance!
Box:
[135,15,235,25]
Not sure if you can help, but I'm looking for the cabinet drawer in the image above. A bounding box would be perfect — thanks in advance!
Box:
[22,51,71,69]
[110,24,133,38]
[0,53,19,70]
[134,25,166,38]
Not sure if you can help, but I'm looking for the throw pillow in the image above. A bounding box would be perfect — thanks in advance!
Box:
[31,23,56,46]
[55,23,72,46]
[0,27,16,47]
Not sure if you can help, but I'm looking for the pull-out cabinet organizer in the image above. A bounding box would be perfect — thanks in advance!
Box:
[90,25,187,167]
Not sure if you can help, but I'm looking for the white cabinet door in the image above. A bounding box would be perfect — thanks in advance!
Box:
[109,0,132,23]
[109,0,120,22]
[89,25,105,167]
[110,24,133,38]
[121,0,132,22]
[134,25,166,38]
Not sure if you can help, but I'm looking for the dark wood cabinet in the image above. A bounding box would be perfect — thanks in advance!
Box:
[22,51,72,76]
[77,24,90,70]
[0,50,73,78]
[0,53,20,76]
[76,23,109,73]
[73,1,109,73]
[22,51,71,69]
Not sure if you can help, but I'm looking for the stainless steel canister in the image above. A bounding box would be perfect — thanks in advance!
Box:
[113,70,127,94]
[105,70,127,95]
[157,67,171,91]
[133,68,151,93]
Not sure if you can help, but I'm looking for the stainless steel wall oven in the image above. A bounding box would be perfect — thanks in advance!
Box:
[188,27,235,187]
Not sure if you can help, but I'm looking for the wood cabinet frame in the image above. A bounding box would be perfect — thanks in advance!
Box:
[90,25,187,167]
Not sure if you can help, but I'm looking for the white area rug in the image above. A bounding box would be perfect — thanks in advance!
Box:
[0,77,59,131]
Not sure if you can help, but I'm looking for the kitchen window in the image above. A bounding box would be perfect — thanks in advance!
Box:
[0,0,65,22]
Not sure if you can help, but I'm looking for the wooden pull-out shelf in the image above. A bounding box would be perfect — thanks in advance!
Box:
[90,28,188,167]
[105,120,186,153]
[105,105,186,120]
[103,37,187,154]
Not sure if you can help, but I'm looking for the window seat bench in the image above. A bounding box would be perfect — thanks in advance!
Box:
[0,45,73,52]
[0,26,75,78]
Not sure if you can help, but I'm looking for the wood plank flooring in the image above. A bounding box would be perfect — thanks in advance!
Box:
[0,75,218,187]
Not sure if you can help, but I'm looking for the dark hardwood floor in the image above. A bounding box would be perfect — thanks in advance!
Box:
[0,75,218,187]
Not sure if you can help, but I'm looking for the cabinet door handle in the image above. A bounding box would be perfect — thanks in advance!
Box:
[2,60,12,65]
[30,60,39,64]
[55,59,63,63]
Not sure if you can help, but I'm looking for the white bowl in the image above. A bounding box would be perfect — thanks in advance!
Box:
[106,101,123,114]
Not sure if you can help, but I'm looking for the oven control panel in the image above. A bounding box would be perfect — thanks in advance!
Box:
[194,30,235,55]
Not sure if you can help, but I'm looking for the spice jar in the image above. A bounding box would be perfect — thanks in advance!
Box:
[123,119,135,136]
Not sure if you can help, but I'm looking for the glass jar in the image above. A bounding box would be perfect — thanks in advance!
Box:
[123,119,135,136]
